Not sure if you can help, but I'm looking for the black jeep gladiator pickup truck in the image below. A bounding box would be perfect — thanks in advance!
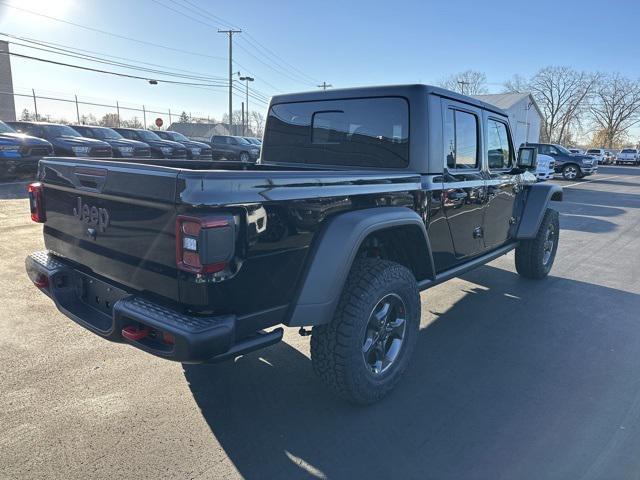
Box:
[25,85,562,404]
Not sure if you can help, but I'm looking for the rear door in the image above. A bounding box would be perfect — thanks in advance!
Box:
[441,99,487,259]
[40,159,181,302]
[482,115,518,248]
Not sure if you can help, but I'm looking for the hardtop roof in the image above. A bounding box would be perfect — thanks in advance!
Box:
[269,84,508,117]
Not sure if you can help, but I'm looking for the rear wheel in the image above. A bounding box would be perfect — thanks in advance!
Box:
[310,259,420,404]
[562,164,580,180]
[515,209,560,279]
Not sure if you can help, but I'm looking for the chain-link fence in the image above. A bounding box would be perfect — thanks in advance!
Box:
[0,89,229,130]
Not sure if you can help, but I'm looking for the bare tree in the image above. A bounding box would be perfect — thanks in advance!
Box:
[250,111,265,137]
[438,70,488,95]
[99,113,120,127]
[526,66,597,144]
[588,73,640,148]
[502,74,529,94]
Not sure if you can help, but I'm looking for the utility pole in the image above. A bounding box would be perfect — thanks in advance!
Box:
[75,95,80,124]
[239,75,254,135]
[218,29,241,134]
[317,81,332,90]
[457,80,470,95]
[32,89,38,121]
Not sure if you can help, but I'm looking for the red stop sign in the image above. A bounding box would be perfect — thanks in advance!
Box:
[155,117,163,128]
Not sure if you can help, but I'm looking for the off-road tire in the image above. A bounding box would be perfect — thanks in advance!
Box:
[515,208,560,279]
[239,151,250,163]
[310,259,420,404]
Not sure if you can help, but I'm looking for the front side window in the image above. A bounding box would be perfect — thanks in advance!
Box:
[486,119,513,169]
[263,97,409,168]
[444,109,479,170]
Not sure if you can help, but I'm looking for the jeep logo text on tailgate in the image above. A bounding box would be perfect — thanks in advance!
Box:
[73,197,110,232]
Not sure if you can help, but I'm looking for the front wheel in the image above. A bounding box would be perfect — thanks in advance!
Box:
[515,208,560,279]
[310,259,420,404]
[239,151,250,162]
[562,164,580,180]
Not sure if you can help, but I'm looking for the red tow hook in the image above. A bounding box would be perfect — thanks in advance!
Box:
[121,325,149,341]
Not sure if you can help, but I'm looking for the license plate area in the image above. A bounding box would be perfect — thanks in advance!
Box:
[73,271,128,317]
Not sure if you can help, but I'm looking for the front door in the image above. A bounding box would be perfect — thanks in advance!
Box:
[441,101,487,259]
[482,116,518,248]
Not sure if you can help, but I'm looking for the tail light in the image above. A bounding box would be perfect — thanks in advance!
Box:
[176,214,235,274]
[28,182,46,223]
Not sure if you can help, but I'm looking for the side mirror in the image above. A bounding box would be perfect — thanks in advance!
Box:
[517,146,538,170]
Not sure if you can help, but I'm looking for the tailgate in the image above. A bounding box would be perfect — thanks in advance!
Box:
[39,159,180,302]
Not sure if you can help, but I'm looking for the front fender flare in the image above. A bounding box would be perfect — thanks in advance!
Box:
[516,183,563,239]
[287,207,434,327]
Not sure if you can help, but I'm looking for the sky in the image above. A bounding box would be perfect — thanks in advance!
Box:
[1,0,639,127]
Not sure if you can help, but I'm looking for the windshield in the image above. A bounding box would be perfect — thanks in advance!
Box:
[44,125,82,137]
[136,130,162,142]
[93,128,123,140]
[169,132,189,142]
[233,136,251,145]
[0,121,15,133]
[586,149,600,154]
[621,149,636,153]
[555,145,572,155]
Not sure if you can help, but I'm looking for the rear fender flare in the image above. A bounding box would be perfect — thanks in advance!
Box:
[287,207,434,327]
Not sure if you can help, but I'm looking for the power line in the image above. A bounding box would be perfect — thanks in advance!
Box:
[153,0,317,87]
[1,50,229,87]
[172,0,321,85]
[4,38,229,85]
[0,33,228,82]
[0,1,227,61]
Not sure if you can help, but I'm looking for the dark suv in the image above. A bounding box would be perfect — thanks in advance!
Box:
[209,135,260,162]
[71,125,151,159]
[113,128,187,159]
[0,120,53,181]
[153,131,212,160]
[8,121,112,158]
[527,143,597,180]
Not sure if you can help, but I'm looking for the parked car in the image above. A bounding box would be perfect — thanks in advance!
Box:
[616,148,639,166]
[153,130,212,160]
[25,84,562,404]
[243,136,262,146]
[113,128,187,159]
[7,121,112,158]
[535,153,555,181]
[208,135,260,162]
[528,143,598,180]
[605,151,617,164]
[0,120,53,181]
[71,125,151,159]
[585,148,610,165]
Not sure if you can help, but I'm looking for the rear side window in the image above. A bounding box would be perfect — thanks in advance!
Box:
[621,149,637,153]
[444,109,479,170]
[262,97,409,168]
[486,119,513,169]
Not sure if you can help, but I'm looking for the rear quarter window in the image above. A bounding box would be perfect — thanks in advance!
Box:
[262,97,409,168]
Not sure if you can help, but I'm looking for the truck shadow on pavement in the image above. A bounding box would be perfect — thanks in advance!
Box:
[183,265,640,480]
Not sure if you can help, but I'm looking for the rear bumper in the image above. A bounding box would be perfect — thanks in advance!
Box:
[25,251,282,363]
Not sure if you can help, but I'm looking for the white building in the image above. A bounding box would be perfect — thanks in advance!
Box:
[474,93,542,148]
[0,41,16,121]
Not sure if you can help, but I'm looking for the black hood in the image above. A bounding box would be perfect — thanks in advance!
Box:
[50,136,111,148]
[102,138,149,149]
[0,132,52,147]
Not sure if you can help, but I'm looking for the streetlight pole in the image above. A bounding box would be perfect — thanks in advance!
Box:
[239,75,254,135]
[218,29,241,134]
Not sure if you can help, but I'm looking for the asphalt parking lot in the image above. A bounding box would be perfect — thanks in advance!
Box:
[1,166,639,479]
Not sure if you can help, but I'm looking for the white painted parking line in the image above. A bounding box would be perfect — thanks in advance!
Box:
[563,175,621,189]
